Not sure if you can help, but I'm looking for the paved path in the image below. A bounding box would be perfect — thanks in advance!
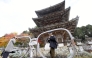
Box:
[0,56,2,58]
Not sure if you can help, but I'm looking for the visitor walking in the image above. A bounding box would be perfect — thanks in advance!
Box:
[1,37,17,58]
[47,32,58,58]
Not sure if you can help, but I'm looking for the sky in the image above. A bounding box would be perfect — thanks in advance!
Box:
[0,0,92,37]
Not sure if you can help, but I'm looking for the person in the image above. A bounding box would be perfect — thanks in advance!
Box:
[47,32,58,58]
[2,37,17,58]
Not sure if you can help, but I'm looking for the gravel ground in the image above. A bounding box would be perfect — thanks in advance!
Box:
[0,55,92,58]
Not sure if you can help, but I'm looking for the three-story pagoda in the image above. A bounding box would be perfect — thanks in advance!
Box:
[29,0,79,44]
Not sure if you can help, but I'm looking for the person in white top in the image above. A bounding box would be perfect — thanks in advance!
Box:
[2,37,17,58]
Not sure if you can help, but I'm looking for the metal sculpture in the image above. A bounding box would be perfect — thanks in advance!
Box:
[15,28,76,58]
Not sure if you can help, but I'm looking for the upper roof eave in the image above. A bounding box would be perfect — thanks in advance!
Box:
[35,0,65,17]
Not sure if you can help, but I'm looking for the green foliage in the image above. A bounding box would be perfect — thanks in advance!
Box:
[22,30,28,34]
[74,24,92,42]
[40,43,45,47]
[9,51,28,58]
[15,41,29,47]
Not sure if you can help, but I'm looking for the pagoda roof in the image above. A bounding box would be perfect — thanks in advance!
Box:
[33,7,70,27]
[35,1,65,17]
[29,16,79,37]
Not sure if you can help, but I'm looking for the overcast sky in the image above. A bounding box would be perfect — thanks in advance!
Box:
[0,0,92,37]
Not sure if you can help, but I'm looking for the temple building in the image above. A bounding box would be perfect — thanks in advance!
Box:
[29,0,79,44]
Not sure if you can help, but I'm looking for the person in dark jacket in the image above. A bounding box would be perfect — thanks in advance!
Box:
[47,32,58,58]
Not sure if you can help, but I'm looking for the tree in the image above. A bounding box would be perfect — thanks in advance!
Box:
[74,24,92,42]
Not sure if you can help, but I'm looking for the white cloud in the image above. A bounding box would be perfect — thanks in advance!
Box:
[0,0,92,36]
